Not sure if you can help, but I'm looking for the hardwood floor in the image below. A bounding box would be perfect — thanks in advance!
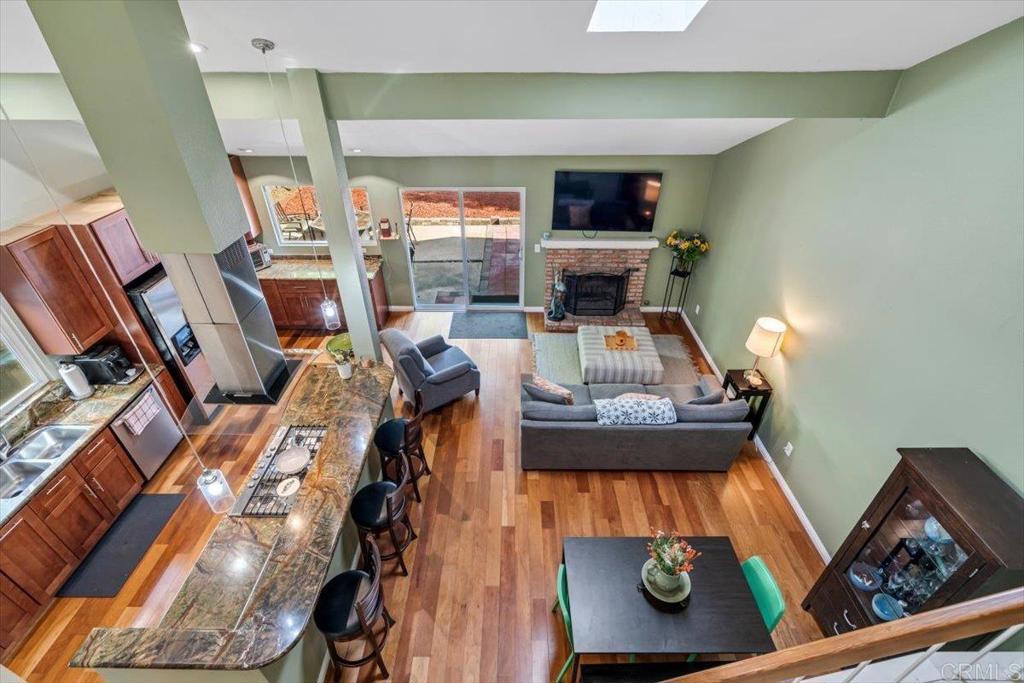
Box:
[6,313,825,683]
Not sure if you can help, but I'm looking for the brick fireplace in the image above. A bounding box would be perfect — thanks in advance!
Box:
[542,238,658,331]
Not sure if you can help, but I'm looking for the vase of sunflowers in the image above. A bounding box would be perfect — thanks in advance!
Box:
[664,231,711,263]
[643,530,701,601]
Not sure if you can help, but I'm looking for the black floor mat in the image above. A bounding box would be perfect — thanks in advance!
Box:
[57,493,185,598]
[449,311,528,339]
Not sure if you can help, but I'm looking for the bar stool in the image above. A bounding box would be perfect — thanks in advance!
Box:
[350,449,417,575]
[313,536,395,681]
[373,392,430,503]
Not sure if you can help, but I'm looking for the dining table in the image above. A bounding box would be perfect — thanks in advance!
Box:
[562,536,777,658]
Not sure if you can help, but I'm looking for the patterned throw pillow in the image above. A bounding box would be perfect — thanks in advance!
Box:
[532,374,574,405]
[594,397,676,426]
[618,392,662,401]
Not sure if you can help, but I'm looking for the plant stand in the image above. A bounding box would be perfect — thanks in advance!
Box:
[659,256,695,320]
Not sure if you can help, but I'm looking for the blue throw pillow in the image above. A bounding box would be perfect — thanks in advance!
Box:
[594,397,676,426]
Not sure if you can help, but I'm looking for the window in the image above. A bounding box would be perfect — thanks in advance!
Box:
[263,185,375,246]
[1,297,53,415]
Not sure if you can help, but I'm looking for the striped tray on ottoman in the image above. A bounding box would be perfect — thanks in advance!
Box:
[577,325,665,384]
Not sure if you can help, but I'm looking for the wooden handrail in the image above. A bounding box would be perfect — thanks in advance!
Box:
[670,587,1024,683]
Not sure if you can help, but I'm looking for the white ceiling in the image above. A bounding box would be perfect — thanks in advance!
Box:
[1,0,1021,74]
[218,118,790,157]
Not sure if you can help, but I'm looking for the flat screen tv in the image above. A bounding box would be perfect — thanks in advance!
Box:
[551,170,662,232]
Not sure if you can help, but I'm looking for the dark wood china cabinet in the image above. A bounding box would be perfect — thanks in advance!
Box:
[803,448,1023,637]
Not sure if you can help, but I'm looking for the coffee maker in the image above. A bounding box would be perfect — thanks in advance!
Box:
[72,344,137,384]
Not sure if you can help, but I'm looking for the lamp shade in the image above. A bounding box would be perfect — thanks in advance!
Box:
[744,317,787,359]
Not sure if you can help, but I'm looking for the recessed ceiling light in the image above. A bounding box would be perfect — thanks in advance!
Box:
[238,148,254,154]
[189,42,207,54]
[587,0,708,32]
[350,149,363,154]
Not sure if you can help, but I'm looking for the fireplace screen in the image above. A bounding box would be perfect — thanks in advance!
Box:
[562,271,631,316]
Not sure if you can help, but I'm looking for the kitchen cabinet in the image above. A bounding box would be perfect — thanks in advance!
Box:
[1,226,114,354]
[86,446,144,516]
[803,448,1024,637]
[229,155,262,240]
[260,274,389,330]
[89,209,159,285]
[1,573,42,656]
[30,466,113,560]
[0,508,77,604]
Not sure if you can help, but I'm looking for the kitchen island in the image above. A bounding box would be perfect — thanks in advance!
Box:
[68,351,394,682]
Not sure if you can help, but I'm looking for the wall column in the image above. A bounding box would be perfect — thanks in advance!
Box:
[287,68,380,359]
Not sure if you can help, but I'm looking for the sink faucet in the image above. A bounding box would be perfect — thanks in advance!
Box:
[0,431,10,462]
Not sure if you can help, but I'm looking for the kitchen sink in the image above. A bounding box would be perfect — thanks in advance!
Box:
[8,425,91,462]
[0,460,51,500]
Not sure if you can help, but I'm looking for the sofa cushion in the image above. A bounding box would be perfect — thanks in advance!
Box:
[381,328,434,376]
[618,392,662,401]
[674,399,751,423]
[532,374,575,405]
[426,346,475,373]
[689,389,725,405]
[522,401,598,422]
[699,374,724,396]
[523,383,570,405]
[594,397,676,426]
[589,383,646,400]
[644,384,701,403]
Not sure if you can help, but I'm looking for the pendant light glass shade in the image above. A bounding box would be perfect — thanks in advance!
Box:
[197,468,236,513]
[321,299,342,330]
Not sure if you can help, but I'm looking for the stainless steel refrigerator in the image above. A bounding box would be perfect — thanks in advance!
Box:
[127,268,217,422]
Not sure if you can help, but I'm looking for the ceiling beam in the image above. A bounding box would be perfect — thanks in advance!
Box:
[1,69,901,122]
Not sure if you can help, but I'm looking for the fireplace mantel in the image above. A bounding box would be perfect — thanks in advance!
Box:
[541,237,659,250]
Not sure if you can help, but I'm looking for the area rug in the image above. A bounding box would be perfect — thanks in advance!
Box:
[449,311,528,339]
[57,493,186,598]
[531,333,700,385]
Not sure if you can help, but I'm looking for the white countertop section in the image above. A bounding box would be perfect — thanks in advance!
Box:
[541,237,660,250]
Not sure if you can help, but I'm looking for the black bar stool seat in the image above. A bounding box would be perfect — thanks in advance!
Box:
[313,570,372,639]
[373,418,406,454]
[351,481,398,529]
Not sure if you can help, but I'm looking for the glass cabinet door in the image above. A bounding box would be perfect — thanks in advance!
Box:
[842,488,974,622]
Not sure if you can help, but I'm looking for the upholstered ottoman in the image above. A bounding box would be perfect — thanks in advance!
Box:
[577,326,664,384]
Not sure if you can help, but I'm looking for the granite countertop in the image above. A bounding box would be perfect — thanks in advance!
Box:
[0,369,157,526]
[70,354,394,671]
[256,255,383,281]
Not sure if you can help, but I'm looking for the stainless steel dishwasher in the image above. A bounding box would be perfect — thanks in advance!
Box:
[110,384,184,479]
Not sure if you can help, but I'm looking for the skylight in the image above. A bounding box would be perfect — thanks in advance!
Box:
[587,0,708,33]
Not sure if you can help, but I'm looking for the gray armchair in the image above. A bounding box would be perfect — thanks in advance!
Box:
[379,329,481,412]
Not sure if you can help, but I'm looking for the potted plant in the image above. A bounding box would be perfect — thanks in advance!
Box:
[645,530,701,599]
[326,333,355,380]
[664,231,712,266]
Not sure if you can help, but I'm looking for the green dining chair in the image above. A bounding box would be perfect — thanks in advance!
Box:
[742,555,786,633]
[551,563,576,683]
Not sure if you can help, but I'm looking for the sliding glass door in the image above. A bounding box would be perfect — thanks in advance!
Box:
[400,188,523,309]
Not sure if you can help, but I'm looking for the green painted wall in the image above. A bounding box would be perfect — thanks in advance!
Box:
[241,155,715,308]
[685,19,1024,552]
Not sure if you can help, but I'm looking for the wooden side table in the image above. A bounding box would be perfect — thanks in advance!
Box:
[722,370,773,440]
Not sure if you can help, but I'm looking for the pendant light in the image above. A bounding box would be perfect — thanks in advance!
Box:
[253,37,341,331]
[1,104,236,515]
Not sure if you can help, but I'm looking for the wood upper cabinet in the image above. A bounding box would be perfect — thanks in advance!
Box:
[229,155,262,240]
[90,209,159,285]
[1,573,42,655]
[0,508,77,604]
[30,466,112,560]
[1,226,114,354]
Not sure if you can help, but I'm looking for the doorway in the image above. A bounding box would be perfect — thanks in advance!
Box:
[400,187,524,309]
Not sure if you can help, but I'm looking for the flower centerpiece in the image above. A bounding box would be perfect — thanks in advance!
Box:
[325,333,355,380]
[664,231,712,264]
[644,530,702,600]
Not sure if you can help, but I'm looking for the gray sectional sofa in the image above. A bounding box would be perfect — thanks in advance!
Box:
[519,374,751,471]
